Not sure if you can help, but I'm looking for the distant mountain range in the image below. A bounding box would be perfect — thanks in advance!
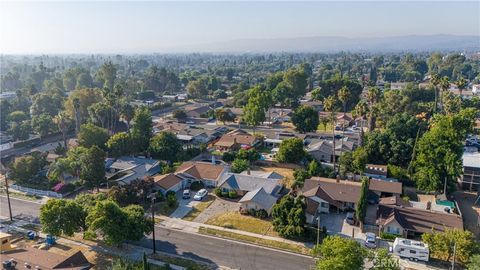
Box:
[176,35,480,53]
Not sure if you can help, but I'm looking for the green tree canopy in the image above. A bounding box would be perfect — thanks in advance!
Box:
[78,123,109,149]
[81,145,106,191]
[292,105,319,133]
[277,138,306,163]
[314,236,367,270]
[131,106,153,152]
[149,131,181,162]
[107,132,134,157]
[271,195,306,239]
[40,199,86,236]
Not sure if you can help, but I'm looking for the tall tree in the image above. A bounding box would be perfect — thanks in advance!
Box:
[455,77,468,99]
[356,177,369,227]
[291,105,319,133]
[130,106,153,152]
[78,123,109,149]
[338,86,351,156]
[81,145,106,191]
[323,95,338,173]
[40,199,86,237]
[149,132,181,162]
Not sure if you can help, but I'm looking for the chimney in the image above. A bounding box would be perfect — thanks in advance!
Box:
[336,175,340,183]
[233,137,237,144]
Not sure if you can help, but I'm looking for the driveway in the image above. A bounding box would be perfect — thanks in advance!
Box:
[318,212,365,241]
[453,190,480,237]
[169,191,200,219]
[193,197,239,223]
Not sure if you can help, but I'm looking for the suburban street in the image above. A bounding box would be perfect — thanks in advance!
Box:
[1,195,315,270]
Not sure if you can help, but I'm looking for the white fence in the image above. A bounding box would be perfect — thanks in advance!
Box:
[10,184,63,198]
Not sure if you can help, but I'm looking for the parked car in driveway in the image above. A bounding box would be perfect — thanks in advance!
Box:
[182,189,191,199]
[194,189,208,201]
[364,232,377,248]
[345,212,355,225]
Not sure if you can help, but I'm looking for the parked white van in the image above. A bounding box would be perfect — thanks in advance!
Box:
[392,238,429,262]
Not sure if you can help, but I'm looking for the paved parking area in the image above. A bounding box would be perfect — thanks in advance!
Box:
[319,212,366,241]
[169,191,200,219]
[193,198,239,223]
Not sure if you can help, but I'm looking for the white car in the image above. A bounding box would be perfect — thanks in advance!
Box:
[194,189,208,201]
[365,232,377,248]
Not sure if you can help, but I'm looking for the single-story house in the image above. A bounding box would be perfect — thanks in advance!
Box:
[153,173,184,194]
[302,177,360,223]
[369,178,402,197]
[307,139,355,163]
[214,129,260,151]
[239,187,278,215]
[105,156,161,185]
[302,177,403,224]
[175,161,229,187]
[0,232,93,270]
[185,104,212,118]
[376,203,464,238]
[217,172,283,196]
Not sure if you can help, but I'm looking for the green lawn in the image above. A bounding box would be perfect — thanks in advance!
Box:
[153,201,179,217]
[198,227,310,255]
[183,195,215,221]
[205,212,277,236]
[317,122,334,132]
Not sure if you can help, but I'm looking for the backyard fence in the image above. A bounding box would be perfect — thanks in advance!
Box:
[10,184,63,198]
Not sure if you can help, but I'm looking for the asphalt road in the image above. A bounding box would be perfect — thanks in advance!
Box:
[1,196,315,270]
[137,226,316,270]
[0,196,41,218]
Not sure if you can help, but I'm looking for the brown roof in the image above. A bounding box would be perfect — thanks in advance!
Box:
[153,173,182,190]
[377,205,464,234]
[305,197,320,215]
[2,248,92,270]
[302,177,361,204]
[214,132,257,148]
[379,195,408,207]
[176,161,226,181]
[369,179,402,194]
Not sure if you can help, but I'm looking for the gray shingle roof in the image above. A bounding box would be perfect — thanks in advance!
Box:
[218,173,282,194]
[239,187,278,210]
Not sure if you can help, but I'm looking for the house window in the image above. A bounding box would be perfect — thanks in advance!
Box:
[321,202,329,208]
[409,250,416,254]
[387,226,400,235]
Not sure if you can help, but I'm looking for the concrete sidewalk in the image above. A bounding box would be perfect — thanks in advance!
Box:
[158,215,313,248]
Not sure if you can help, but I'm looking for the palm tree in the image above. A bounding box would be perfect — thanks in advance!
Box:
[366,87,381,132]
[353,100,368,146]
[430,73,441,113]
[439,76,450,111]
[456,77,467,99]
[72,97,81,135]
[338,86,351,157]
[54,112,69,151]
[323,95,337,175]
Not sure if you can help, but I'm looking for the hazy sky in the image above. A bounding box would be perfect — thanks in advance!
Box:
[1,1,479,54]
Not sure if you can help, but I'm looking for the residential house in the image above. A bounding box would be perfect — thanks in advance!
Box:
[105,156,161,185]
[153,173,184,194]
[300,100,323,111]
[302,177,403,224]
[460,151,480,191]
[390,82,408,90]
[0,232,92,270]
[175,161,229,187]
[214,129,260,152]
[239,187,278,215]
[307,139,355,163]
[218,171,284,214]
[376,200,464,238]
[184,104,212,118]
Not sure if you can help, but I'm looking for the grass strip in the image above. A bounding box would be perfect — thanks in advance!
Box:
[198,226,310,255]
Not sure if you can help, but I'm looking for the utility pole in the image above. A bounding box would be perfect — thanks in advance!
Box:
[2,169,13,221]
[451,241,456,270]
[149,193,156,254]
[316,216,320,246]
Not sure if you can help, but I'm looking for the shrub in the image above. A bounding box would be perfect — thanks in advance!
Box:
[223,222,234,229]
[221,191,228,197]
[156,191,165,201]
[166,193,177,208]
[165,190,176,198]
[228,190,237,198]
[380,232,399,241]
[214,188,222,196]
[247,208,257,216]
[190,181,204,191]
[255,209,268,219]
[231,158,249,173]
[222,151,236,163]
